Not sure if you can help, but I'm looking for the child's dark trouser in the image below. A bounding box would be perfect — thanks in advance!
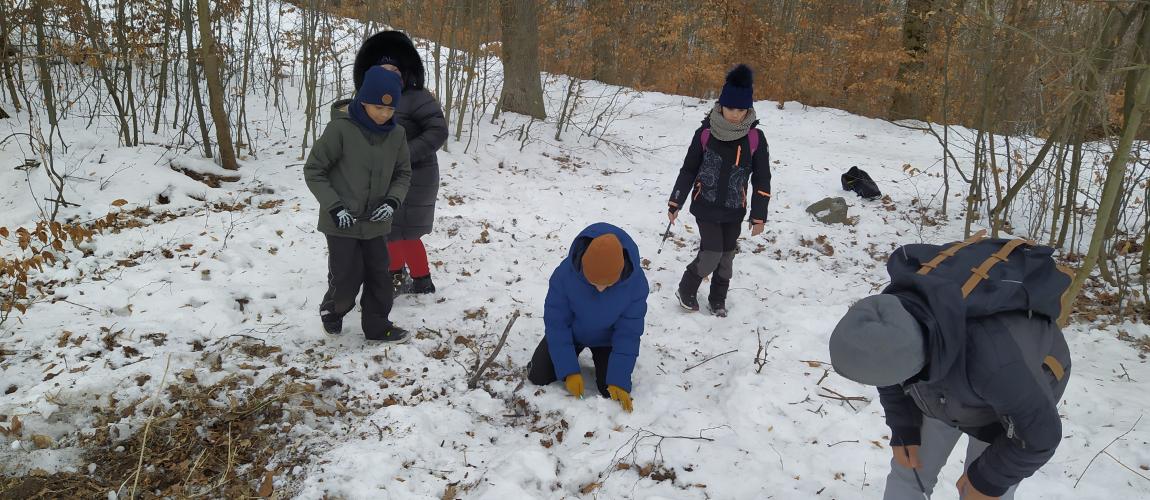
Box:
[682,221,741,302]
[527,337,612,398]
[320,234,395,339]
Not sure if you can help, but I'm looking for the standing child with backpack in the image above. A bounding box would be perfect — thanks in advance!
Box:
[667,64,772,316]
[304,67,412,342]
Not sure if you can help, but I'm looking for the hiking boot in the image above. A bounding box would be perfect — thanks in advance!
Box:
[410,274,436,294]
[322,315,343,335]
[708,301,728,317]
[677,269,703,312]
[367,325,410,344]
[677,289,700,311]
[709,276,730,317]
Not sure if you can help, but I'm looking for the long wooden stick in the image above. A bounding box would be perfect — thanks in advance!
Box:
[1075,414,1143,488]
[468,310,520,389]
[684,349,738,373]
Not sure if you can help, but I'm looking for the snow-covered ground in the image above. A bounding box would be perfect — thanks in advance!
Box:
[2,7,1150,500]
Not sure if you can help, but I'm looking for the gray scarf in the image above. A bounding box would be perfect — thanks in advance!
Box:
[708,103,757,141]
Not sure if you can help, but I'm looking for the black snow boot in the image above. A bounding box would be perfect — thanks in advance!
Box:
[708,276,730,317]
[410,274,436,294]
[677,269,702,312]
[321,313,343,335]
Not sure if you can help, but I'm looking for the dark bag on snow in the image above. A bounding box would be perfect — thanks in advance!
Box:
[886,231,1075,379]
[841,166,881,199]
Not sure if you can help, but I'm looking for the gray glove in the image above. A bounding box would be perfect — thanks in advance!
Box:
[369,199,398,223]
[330,206,355,229]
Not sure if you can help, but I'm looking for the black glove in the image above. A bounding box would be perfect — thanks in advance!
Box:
[667,202,680,214]
[329,205,355,229]
[369,199,399,223]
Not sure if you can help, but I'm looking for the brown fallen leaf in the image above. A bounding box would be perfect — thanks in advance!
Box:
[580,482,601,494]
[257,470,275,497]
[31,434,52,449]
[441,482,458,500]
[7,415,22,436]
[382,369,398,379]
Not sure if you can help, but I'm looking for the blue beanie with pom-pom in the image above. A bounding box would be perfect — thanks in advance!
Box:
[718,64,754,109]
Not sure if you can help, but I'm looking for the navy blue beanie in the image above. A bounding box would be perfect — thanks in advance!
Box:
[357,66,403,109]
[718,64,754,109]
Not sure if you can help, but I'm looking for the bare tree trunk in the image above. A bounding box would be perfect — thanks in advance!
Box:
[0,0,21,114]
[152,0,174,135]
[1066,8,1150,310]
[987,132,1003,232]
[1056,140,1083,249]
[443,4,458,128]
[555,77,577,140]
[890,0,940,120]
[77,0,134,146]
[964,130,985,238]
[498,0,546,119]
[182,0,212,158]
[433,6,445,101]
[940,20,953,215]
[299,1,321,158]
[589,0,615,83]
[1049,142,1069,245]
[115,0,140,145]
[236,0,257,158]
[1139,179,1150,292]
[31,0,63,147]
[195,0,238,169]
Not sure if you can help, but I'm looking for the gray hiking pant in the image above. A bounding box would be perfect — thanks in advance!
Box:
[884,417,1018,499]
[688,221,740,280]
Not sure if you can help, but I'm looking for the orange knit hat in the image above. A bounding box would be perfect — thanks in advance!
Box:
[582,234,625,287]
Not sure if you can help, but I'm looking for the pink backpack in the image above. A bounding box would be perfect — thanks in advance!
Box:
[700,128,761,156]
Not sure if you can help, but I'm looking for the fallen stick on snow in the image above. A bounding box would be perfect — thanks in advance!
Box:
[1075,414,1143,488]
[827,439,860,448]
[1103,451,1150,483]
[683,349,738,373]
[468,310,520,389]
[817,387,871,411]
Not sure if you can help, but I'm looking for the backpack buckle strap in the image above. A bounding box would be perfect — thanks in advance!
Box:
[960,238,1034,297]
[916,229,988,275]
[1043,355,1066,381]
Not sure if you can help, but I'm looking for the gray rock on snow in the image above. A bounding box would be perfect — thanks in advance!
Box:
[806,197,851,225]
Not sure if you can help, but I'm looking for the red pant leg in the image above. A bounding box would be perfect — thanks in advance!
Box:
[405,239,431,277]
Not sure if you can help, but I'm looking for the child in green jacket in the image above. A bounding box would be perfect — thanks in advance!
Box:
[304,67,412,342]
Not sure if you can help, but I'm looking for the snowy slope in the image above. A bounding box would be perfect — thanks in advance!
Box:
[2,10,1150,500]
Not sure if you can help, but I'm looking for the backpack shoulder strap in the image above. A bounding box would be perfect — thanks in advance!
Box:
[917,229,987,275]
[700,127,761,155]
[960,238,1035,298]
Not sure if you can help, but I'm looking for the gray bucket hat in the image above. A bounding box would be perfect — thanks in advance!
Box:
[829,294,926,386]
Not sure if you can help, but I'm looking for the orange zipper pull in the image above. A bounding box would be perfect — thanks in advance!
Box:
[735,145,742,166]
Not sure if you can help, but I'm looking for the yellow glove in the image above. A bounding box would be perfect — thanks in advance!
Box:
[608,385,633,413]
[565,374,584,399]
